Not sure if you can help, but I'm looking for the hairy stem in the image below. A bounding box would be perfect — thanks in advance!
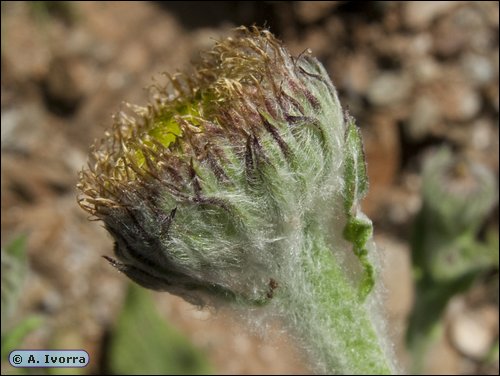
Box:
[281,225,394,374]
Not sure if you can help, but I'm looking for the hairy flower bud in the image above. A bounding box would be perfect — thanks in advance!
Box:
[78,27,395,373]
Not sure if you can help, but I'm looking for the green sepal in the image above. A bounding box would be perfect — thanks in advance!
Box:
[343,215,375,300]
[342,118,368,212]
[342,118,374,300]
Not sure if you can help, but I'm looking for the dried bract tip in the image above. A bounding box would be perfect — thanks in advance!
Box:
[77,26,372,308]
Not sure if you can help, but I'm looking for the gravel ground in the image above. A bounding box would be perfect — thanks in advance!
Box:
[1,2,498,374]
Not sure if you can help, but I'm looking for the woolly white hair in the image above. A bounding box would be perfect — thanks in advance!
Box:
[78,27,397,374]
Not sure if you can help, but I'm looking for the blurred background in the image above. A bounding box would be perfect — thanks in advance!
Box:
[1,1,498,374]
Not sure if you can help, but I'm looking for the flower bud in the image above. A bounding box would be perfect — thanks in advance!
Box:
[78,27,373,306]
[77,27,396,374]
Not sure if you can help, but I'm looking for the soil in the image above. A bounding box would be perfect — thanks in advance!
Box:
[1,2,498,374]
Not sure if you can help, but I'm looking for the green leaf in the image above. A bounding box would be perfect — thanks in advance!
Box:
[108,283,213,375]
[4,235,27,260]
[1,315,44,360]
[406,147,499,372]
[1,235,28,332]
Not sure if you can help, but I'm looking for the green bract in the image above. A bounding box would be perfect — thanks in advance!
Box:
[78,27,396,374]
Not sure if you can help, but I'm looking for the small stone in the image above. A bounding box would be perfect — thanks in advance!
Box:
[291,27,331,58]
[361,117,401,216]
[413,57,441,82]
[92,42,116,64]
[437,80,482,122]
[367,72,413,106]
[410,34,434,57]
[471,119,495,151]
[404,1,463,29]
[0,110,22,149]
[377,235,413,317]
[433,6,493,57]
[425,333,462,375]
[106,71,128,90]
[294,1,339,24]
[117,42,149,73]
[407,95,442,141]
[461,53,495,86]
[65,28,93,55]
[452,88,482,121]
[433,22,466,58]
[0,104,47,154]
[449,306,499,360]
[337,53,375,95]
[2,4,52,80]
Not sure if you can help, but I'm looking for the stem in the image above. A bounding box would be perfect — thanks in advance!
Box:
[280,225,394,374]
[407,271,478,373]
